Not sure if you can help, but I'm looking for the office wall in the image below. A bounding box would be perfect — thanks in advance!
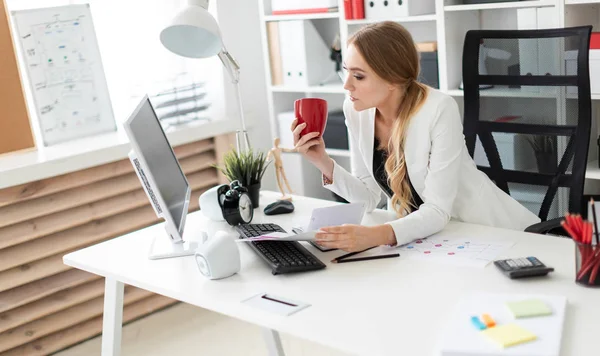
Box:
[0,137,229,355]
[217,0,277,192]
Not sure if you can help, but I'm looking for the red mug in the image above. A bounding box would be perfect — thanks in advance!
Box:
[294,98,328,138]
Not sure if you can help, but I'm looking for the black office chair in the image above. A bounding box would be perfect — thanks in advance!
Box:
[462,26,592,235]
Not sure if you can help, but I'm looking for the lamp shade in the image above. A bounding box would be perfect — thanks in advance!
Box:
[160,4,222,58]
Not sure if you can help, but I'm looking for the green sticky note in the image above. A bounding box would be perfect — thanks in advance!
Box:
[481,323,537,348]
[506,299,552,318]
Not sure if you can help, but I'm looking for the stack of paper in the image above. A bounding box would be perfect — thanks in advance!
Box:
[439,292,567,356]
[236,231,316,242]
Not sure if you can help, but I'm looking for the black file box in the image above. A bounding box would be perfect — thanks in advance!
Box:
[419,51,439,89]
[323,111,349,150]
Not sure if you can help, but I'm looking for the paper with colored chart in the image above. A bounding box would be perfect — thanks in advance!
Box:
[398,234,515,268]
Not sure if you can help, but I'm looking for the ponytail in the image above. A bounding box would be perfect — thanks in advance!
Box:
[384,81,428,216]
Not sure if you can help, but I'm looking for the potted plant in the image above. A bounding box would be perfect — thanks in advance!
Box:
[526,135,557,174]
[216,149,270,208]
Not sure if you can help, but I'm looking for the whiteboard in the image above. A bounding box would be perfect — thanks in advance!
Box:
[12,4,116,146]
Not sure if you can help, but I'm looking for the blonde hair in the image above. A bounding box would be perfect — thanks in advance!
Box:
[349,21,428,216]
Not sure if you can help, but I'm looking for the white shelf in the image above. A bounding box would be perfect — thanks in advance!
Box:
[281,148,350,158]
[269,84,346,94]
[447,87,562,98]
[566,0,600,5]
[345,14,438,25]
[0,119,239,190]
[444,0,555,11]
[326,148,351,157]
[587,161,600,180]
[263,12,340,22]
[448,88,600,100]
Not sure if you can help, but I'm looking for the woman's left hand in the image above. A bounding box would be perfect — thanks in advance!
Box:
[315,224,395,252]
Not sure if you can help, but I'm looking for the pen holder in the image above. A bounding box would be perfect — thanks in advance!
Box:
[574,241,600,287]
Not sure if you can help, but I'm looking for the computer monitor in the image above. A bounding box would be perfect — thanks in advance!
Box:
[123,95,199,259]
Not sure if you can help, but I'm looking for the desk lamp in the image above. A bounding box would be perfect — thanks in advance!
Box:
[160,0,250,152]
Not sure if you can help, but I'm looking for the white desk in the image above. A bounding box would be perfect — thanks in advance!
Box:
[63,191,600,356]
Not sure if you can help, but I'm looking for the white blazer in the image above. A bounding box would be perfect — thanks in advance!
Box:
[324,88,540,246]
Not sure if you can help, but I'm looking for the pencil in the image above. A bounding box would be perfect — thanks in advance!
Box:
[591,198,599,245]
[332,254,400,263]
[561,220,578,241]
[330,246,376,263]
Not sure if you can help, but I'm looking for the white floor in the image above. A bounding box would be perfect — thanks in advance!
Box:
[54,303,351,356]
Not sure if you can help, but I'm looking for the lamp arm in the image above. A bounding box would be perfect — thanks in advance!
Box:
[218,49,250,151]
[218,50,240,84]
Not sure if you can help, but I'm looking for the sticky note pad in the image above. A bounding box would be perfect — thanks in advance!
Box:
[506,299,552,318]
[481,323,537,348]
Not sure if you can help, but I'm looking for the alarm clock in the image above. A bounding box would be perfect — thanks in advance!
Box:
[200,181,254,226]
[221,181,254,225]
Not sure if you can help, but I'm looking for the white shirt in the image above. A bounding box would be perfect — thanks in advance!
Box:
[324,88,541,246]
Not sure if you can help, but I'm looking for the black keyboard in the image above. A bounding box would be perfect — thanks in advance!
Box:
[236,223,326,275]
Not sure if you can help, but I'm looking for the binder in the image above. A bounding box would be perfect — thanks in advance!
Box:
[516,8,538,92]
[416,41,438,52]
[351,0,364,20]
[277,111,295,147]
[365,0,435,19]
[536,7,559,88]
[344,0,353,20]
[278,20,331,86]
[517,7,558,93]
[266,22,283,86]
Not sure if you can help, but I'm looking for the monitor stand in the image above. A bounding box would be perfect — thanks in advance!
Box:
[148,235,200,260]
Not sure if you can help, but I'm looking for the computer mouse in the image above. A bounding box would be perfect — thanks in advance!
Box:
[264,200,295,215]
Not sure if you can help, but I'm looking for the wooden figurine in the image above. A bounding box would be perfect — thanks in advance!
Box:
[267,138,296,200]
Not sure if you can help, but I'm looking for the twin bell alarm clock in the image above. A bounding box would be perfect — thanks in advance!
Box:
[199,180,254,226]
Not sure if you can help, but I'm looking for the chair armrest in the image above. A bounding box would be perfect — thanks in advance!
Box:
[525,217,568,237]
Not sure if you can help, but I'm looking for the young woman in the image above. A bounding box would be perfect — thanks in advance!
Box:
[291,22,539,252]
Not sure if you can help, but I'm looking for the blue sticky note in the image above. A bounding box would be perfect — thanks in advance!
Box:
[471,316,487,330]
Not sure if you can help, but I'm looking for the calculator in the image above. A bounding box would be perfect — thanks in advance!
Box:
[493,257,554,279]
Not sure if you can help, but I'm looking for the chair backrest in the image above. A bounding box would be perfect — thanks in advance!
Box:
[462,26,592,221]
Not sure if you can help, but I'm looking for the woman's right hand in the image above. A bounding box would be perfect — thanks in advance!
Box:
[291,119,333,176]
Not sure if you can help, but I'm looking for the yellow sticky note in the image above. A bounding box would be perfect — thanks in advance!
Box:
[481,323,537,348]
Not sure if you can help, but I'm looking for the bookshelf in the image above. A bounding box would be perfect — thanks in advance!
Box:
[257,0,600,201]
